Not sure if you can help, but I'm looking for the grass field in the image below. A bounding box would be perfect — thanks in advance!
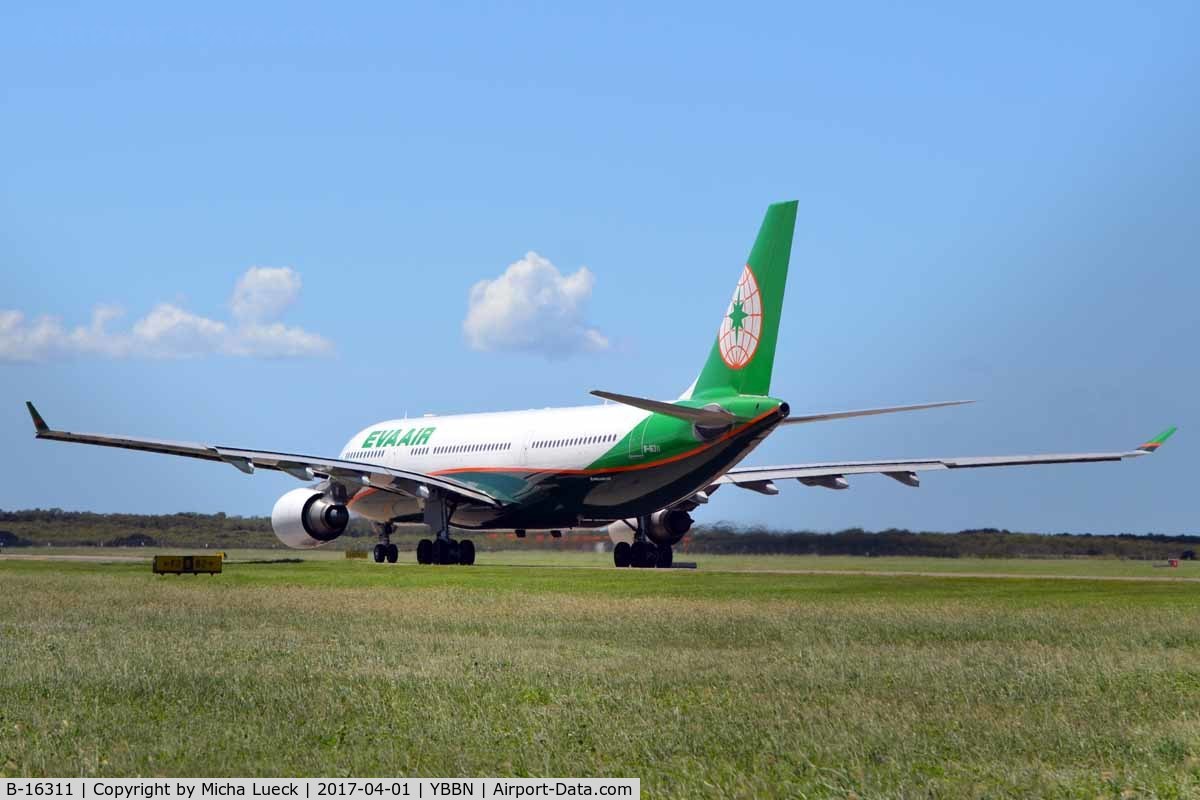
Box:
[2,552,1199,798]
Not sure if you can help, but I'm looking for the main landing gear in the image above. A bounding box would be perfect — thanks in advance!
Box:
[414,491,475,566]
[372,522,399,563]
[415,536,475,565]
[613,517,674,569]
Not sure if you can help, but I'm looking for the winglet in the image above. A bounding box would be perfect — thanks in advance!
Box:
[25,401,49,434]
[1138,426,1177,453]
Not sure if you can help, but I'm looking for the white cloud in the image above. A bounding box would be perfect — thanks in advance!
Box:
[231,322,335,358]
[463,251,609,357]
[0,268,332,362]
[230,266,302,322]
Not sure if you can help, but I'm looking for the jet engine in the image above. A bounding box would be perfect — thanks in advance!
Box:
[607,508,694,546]
[271,488,350,549]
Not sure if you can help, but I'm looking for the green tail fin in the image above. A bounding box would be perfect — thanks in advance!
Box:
[689,200,797,399]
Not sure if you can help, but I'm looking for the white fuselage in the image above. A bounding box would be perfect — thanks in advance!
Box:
[339,403,648,526]
[339,403,648,473]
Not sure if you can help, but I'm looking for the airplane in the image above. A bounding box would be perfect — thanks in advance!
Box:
[24,201,1176,568]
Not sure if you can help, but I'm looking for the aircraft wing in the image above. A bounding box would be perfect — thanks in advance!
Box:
[24,402,502,508]
[715,427,1177,493]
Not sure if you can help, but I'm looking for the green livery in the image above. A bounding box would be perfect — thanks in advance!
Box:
[1139,427,1177,452]
[692,200,797,399]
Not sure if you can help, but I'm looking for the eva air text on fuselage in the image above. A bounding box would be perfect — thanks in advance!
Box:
[362,427,435,448]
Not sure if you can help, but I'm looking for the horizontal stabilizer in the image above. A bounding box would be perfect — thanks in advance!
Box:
[590,390,737,427]
[780,399,974,425]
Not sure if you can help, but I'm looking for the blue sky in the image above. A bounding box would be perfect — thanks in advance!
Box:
[2,2,1196,533]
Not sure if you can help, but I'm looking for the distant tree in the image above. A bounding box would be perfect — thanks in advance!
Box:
[104,533,158,547]
[0,530,32,547]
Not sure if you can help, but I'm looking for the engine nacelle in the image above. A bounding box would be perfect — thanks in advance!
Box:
[271,488,350,549]
[607,508,694,547]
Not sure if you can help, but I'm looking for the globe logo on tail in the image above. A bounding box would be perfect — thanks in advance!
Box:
[718,265,763,369]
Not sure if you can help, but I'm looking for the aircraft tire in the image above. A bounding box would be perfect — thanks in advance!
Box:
[656,546,673,569]
[385,543,399,563]
[631,541,655,568]
[416,539,433,564]
[459,539,476,566]
[432,538,451,565]
[613,542,632,568]
[373,544,386,563]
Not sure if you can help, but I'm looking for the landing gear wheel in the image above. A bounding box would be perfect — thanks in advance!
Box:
[385,543,399,563]
[372,544,386,563]
[432,538,451,565]
[656,546,673,569]
[613,541,632,568]
[459,539,476,566]
[416,539,433,565]
[631,541,657,569]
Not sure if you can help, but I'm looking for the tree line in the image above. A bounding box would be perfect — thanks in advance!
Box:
[687,523,1198,560]
[0,508,1195,559]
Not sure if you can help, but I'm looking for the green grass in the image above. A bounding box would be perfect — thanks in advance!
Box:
[13,547,1200,579]
[2,554,1199,798]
